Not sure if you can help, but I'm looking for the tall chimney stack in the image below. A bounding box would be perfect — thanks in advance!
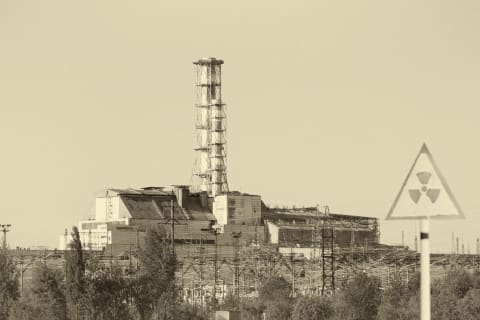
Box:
[192,58,228,196]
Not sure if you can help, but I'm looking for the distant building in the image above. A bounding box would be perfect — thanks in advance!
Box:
[60,186,215,251]
[59,57,380,256]
[60,185,379,259]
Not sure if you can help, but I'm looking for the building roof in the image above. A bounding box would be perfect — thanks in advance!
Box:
[108,188,170,196]
[113,188,215,222]
[225,191,261,197]
[265,207,377,221]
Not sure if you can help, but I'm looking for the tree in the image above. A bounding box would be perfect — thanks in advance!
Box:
[65,227,85,304]
[335,272,381,320]
[131,225,176,320]
[240,298,264,320]
[258,276,293,320]
[377,273,418,320]
[219,291,241,312]
[441,269,474,298]
[457,288,480,320]
[169,303,208,320]
[432,286,459,320]
[31,263,68,320]
[65,226,85,319]
[9,294,44,320]
[291,295,334,320]
[0,250,19,320]
[83,264,132,320]
[431,269,477,320]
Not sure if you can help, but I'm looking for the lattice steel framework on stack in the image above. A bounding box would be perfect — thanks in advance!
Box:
[320,206,335,295]
[192,57,228,196]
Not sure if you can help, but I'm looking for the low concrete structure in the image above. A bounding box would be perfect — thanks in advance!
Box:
[215,311,241,320]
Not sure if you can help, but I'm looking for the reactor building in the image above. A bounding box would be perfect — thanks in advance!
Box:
[59,58,379,259]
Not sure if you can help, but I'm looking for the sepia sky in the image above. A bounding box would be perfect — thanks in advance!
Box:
[0,0,479,252]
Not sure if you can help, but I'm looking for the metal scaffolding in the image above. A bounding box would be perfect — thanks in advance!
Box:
[192,57,228,196]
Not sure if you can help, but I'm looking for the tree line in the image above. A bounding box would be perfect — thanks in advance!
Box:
[1,226,480,319]
[220,267,480,320]
[0,226,185,320]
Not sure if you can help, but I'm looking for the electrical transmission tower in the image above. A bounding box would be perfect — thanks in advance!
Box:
[321,207,335,295]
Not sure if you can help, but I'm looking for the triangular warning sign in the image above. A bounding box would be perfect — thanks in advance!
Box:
[386,143,464,220]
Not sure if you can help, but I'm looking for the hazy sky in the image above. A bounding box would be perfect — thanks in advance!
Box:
[1,0,479,252]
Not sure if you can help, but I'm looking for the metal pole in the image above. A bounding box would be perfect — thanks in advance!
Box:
[171,199,175,256]
[214,230,218,300]
[181,265,184,299]
[129,244,132,271]
[232,232,241,299]
[420,218,430,320]
[291,254,295,297]
[110,234,113,266]
[477,238,480,271]
[451,232,455,254]
[331,228,335,292]
[136,229,139,270]
[321,227,326,295]
[20,265,24,293]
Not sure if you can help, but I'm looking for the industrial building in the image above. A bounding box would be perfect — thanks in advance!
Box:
[59,57,379,253]
[59,184,379,257]
[58,58,382,301]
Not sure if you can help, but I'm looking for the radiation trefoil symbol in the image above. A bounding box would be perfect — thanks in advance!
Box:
[409,171,441,204]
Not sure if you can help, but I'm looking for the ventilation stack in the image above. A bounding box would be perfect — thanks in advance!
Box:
[192,57,228,196]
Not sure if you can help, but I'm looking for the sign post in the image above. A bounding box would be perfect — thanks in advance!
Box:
[420,218,430,320]
[387,143,464,320]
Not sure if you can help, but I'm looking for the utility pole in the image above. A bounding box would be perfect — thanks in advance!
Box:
[477,238,480,270]
[171,198,175,256]
[212,227,220,301]
[456,237,459,254]
[135,228,139,270]
[364,237,368,269]
[0,224,12,250]
[451,232,455,254]
[129,244,132,271]
[291,252,295,297]
[321,213,326,295]
[331,226,335,293]
[158,193,185,258]
[232,231,242,299]
[350,224,354,263]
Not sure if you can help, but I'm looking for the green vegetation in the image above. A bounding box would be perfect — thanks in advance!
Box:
[3,235,480,320]
[10,263,67,320]
[0,249,19,320]
[291,296,333,320]
[131,226,176,320]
